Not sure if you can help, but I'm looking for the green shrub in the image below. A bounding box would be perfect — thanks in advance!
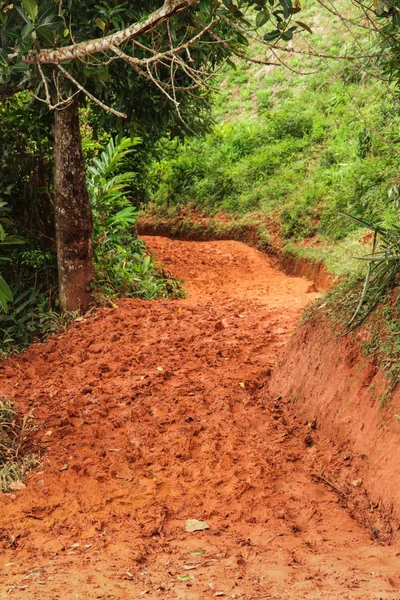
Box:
[88,136,184,301]
[150,30,400,251]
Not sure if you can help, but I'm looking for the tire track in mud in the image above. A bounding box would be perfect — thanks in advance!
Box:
[0,237,400,600]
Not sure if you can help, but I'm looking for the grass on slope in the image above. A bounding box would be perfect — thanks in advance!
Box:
[149,0,400,278]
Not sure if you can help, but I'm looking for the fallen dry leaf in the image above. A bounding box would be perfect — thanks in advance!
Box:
[9,481,26,491]
[185,519,210,533]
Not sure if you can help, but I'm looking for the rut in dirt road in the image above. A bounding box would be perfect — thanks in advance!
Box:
[1,237,400,600]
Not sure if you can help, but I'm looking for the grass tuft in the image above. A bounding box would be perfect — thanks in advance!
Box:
[0,397,38,492]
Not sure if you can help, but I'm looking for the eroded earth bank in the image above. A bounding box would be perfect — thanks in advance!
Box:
[1,237,400,599]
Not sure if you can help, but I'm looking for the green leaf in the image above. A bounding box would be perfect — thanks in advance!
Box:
[264,30,281,42]
[281,28,295,40]
[393,11,400,26]
[338,212,386,234]
[256,9,270,27]
[0,235,24,245]
[0,49,8,67]
[22,0,38,22]
[21,22,35,40]
[278,0,292,19]
[0,276,13,313]
[294,20,313,34]
[95,18,106,31]
[10,62,30,74]
[15,6,31,24]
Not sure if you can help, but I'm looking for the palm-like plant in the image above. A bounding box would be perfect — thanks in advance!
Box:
[85,135,184,301]
[86,136,142,242]
[0,202,23,312]
[340,212,400,326]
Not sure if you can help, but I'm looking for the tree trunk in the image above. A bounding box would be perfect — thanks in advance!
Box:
[54,97,93,311]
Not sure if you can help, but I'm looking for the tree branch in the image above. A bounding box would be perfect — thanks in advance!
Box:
[22,0,198,65]
[57,65,128,118]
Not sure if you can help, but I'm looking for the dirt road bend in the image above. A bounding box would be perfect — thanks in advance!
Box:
[1,237,400,599]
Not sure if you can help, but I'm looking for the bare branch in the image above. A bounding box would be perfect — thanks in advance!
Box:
[207,28,278,67]
[22,0,198,65]
[30,89,80,110]
[37,63,51,106]
[216,15,315,74]
[57,65,128,117]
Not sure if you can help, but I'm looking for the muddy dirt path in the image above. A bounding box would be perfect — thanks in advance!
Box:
[1,237,400,600]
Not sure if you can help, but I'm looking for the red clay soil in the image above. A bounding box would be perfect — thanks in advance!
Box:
[137,209,334,292]
[1,237,400,600]
[269,315,400,532]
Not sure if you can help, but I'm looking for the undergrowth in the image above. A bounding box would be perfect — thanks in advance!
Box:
[0,249,78,358]
[151,73,399,254]
[0,397,38,492]
[88,136,185,302]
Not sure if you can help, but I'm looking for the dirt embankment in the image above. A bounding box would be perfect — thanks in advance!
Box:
[1,237,400,599]
[138,209,334,292]
[269,315,400,529]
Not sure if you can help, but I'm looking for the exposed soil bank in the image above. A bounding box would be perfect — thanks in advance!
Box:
[1,237,400,599]
[269,315,400,528]
[278,254,334,292]
[138,210,334,292]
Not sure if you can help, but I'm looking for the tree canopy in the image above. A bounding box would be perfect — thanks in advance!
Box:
[1,0,307,118]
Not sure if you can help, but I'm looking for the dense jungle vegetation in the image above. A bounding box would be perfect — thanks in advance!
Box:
[2,0,400,358]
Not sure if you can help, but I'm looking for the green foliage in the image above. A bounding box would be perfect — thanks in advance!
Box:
[149,3,400,270]
[153,119,310,216]
[0,0,305,137]
[0,248,73,357]
[338,213,400,327]
[88,136,184,301]
[0,91,54,250]
[86,135,141,241]
[314,278,400,396]
[0,201,24,312]
[0,277,12,313]
[152,66,400,245]
[0,135,185,357]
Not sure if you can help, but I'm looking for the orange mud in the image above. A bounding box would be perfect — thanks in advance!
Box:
[1,238,400,599]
